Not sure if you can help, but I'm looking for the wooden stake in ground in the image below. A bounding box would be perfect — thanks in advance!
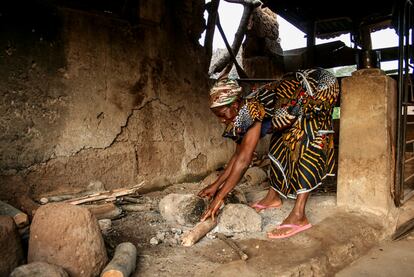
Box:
[101,242,137,277]
[0,200,29,228]
[181,219,218,247]
[216,233,248,260]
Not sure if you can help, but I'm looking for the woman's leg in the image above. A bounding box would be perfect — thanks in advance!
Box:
[267,192,310,237]
[252,133,287,211]
[251,188,282,211]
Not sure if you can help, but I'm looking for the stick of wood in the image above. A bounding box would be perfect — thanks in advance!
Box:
[0,200,29,228]
[101,242,137,277]
[216,233,248,261]
[40,181,107,204]
[181,219,218,247]
[83,203,123,220]
[40,194,77,204]
[66,181,145,205]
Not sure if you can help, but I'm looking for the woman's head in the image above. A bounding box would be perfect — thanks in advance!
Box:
[211,101,240,124]
[209,77,242,123]
[209,78,241,109]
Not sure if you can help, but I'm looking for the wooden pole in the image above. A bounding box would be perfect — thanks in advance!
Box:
[101,242,137,277]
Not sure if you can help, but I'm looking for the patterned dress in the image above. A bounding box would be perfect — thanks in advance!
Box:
[223,68,340,199]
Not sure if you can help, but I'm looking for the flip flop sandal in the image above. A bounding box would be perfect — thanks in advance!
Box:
[267,223,312,239]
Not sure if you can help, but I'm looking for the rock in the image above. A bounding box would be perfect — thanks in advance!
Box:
[216,204,262,234]
[28,203,108,277]
[159,194,207,226]
[86,180,106,192]
[150,237,160,245]
[10,262,69,277]
[156,231,166,241]
[171,228,182,235]
[0,216,24,276]
[225,187,247,204]
[98,219,112,234]
[244,167,268,186]
[199,171,220,187]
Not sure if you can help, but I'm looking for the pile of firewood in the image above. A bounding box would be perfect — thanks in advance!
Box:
[37,181,150,233]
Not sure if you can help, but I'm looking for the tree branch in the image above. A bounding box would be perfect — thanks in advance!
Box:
[216,15,248,78]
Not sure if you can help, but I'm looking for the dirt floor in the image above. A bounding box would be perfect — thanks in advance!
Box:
[100,178,386,277]
[335,236,414,277]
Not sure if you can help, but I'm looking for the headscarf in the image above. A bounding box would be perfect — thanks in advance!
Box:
[209,78,242,108]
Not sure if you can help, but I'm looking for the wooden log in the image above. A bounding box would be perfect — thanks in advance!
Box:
[15,194,40,219]
[83,203,123,220]
[101,242,137,277]
[181,219,218,247]
[66,181,145,205]
[121,204,151,212]
[40,181,107,204]
[40,194,76,204]
[216,233,248,260]
[0,200,29,228]
[121,196,141,204]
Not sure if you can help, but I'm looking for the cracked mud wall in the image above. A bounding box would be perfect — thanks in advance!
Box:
[0,1,234,199]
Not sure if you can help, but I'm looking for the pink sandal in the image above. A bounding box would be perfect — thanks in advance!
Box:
[267,223,312,239]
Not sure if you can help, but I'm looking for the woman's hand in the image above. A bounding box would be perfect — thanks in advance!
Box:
[198,183,220,199]
[200,194,225,222]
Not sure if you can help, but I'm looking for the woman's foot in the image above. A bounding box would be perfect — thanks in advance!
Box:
[250,188,282,212]
[267,212,311,239]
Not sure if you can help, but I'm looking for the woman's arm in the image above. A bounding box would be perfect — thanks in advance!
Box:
[200,121,262,221]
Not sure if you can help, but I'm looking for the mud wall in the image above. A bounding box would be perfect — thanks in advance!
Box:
[0,0,234,199]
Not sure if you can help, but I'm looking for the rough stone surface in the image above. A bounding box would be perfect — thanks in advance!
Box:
[0,0,233,199]
[337,69,397,215]
[159,193,207,226]
[216,204,262,234]
[28,203,107,277]
[243,7,284,79]
[244,166,268,186]
[0,216,24,277]
[10,262,69,277]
